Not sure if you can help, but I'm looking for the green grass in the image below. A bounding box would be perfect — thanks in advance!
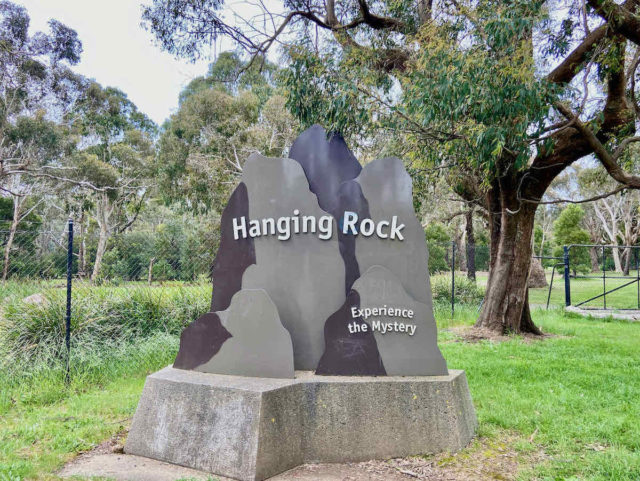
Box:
[442,308,640,480]
[1,284,639,480]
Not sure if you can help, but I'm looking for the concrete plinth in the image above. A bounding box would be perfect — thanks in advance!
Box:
[125,367,477,481]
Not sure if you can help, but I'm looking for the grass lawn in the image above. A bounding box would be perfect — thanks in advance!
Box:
[1,304,639,480]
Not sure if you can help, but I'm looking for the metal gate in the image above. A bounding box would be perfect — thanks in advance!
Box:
[565,244,640,310]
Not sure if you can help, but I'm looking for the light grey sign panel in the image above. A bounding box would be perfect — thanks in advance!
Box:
[195,289,294,379]
[355,156,433,306]
[240,153,346,370]
[352,265,447,376]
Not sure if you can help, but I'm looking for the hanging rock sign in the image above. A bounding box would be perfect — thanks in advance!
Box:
[126,126,476,481]
[173,124,448,378]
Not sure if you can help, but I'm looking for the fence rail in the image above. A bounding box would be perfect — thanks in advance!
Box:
[566,244,640,310]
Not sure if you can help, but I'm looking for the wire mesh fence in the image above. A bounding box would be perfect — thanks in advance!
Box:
[5,219,639,381]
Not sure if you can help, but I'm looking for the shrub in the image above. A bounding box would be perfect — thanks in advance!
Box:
[431,274,484,304]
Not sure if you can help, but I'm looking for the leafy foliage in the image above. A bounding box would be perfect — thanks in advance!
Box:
[158,54,299,212]
[553,205,591,273]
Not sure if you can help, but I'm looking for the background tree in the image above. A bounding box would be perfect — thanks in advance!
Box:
[69,83,156,281]
[579,166,640,274]
[157,53,298,213]
[553,205,592,275]
[0,0,83,183]
[142,0,640,334]
[0,1,84,280]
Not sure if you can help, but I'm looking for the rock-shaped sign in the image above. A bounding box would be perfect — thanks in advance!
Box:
[173,125,447,378]
[196,289,294,378]
[351,265,447,375]
[239,153,346,370]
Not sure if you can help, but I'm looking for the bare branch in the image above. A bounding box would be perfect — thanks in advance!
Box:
[520,185,628,204]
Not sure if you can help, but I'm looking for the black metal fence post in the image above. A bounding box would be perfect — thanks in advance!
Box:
[451,241,455,318]
[633,249,640,309]
[65,218,73,384]
[602,245,606,310]
[563,246,571,307]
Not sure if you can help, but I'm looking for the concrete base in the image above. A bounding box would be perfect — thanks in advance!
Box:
[125,367,477,481]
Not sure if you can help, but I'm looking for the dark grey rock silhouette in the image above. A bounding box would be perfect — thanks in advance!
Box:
[335,180,371,293]
[316,290,386,376]
[211,182,256,311]
[288,124,361,215]
[352,265,447,376]
[240,153,346,370]
[289,125,368,294]
[196,289,294,378]
[173,312,231,370]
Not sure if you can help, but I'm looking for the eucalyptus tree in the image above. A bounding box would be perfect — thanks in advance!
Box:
[143,0,640,334]
[579,166,640,274]
[157,53,298,213]
[0,0,83,279]
[0,0,83,182]
[69,83,156,282]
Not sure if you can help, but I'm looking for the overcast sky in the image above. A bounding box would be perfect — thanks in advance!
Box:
[16,0,234,125]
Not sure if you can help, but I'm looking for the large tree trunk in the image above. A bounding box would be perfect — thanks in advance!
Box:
[475,182,542,334]
[465,209,476,281]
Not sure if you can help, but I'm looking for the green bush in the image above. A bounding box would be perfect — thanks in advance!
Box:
[431,274,484,304]
[0,283,209,375]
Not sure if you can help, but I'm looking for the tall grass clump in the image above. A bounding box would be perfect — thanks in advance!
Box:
[0,283,209,412]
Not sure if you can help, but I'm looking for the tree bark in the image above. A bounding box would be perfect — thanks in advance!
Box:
[475,178,542,334]
[91,222,108,282]
[148,257,155,285]
[78,209,87,278]
[2,209,19,281]
[465,209,476,281]
[612,247,623,274]
[590,247,600,273]
[623,247,631,276]
[2,194,24,281]
[90,193,113,283]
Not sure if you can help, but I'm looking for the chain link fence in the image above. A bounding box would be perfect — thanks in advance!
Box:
[6,219,636,380]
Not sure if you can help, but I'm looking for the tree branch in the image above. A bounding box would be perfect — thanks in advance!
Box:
[587,0,640,46]
[520,185,627,204]
[555,102,640,188]
[546,25,608,84]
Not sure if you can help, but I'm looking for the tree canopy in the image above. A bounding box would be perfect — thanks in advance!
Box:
[141,0,640,333]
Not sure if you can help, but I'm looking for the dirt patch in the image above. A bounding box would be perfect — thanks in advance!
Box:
[83,429,127,456]
[449,325,554,344]
[343,433,545,481]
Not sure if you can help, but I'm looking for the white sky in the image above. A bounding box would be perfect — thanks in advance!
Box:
[16,0,236,125]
